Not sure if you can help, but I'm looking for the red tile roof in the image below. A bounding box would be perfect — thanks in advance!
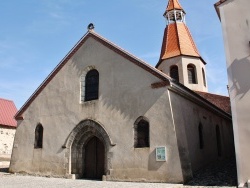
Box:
[0,98,17,127]
[194,91,231,114]
[166,0,184,12]
[157,22,205,66]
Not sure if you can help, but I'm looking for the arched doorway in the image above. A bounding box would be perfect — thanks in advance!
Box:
[63,119,115,179]
[84,136,105,179]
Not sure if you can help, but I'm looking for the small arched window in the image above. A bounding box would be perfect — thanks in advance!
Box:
[198,123,204,149]
[216,125,222,157]
[34,124,43,148]
[134,117,149,148]
[170,65,179,82]
[187,64,197,84]
[202,68,206,87]
[85,69,99,101]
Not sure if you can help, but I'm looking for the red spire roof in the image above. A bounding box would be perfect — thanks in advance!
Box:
[0,98,17,127]
[159,22,201,61]
[166,0,184,12]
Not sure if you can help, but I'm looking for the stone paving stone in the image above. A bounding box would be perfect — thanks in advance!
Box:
[0,175,236,188]
[186,157,237,187]
[0,157,237,188]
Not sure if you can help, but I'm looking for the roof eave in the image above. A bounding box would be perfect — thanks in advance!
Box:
[156,54,206,69]
[15,30,92,120]
[214,0,230,20]
[15,30,172,120]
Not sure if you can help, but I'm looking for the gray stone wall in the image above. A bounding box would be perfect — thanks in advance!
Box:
[169,88,234,173]
[10,37,183,183]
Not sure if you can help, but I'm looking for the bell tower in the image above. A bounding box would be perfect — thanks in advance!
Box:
[156,0,208,92]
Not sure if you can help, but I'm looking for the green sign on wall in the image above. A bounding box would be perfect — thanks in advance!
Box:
[156,146,166,161]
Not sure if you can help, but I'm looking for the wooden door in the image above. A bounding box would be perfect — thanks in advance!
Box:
[84,137,105,179]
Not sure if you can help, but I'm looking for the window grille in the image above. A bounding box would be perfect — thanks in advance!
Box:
[85,69,99,101]
[134,118,149,148]
[170,65,179,82]
[187,64,197,84]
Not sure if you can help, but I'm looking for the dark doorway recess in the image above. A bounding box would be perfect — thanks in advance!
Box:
[84,136,105,180]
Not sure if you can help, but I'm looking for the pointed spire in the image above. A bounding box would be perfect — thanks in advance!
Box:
[166,0,184,12]
[159,23,201,61]
[157,0,205,65]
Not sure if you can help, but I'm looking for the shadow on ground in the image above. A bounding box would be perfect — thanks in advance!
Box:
[0,167,9,173]
[186,157,237,186]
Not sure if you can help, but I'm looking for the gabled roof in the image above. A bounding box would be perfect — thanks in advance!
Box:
[166,0,184,12]
[15,29,230,121]
[14,30,171,120]
[0,98,17,127]
[157,22,205,67]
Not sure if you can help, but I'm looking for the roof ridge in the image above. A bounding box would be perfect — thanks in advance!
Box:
[195,90,229,98]
[15,30,172,119]
[174,0,182,9]
[175,23,183,55]
[182,24,200,56]
[0,98,14,102]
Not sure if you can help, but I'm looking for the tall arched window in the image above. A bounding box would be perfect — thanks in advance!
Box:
[216,125,222,157]
[34,124,43,148]
[187,64,197,84]
[170,65,179,82]
[198,123,204,149]
[85,69,99,101]
[134,117,149,148]
[202,68,206,87]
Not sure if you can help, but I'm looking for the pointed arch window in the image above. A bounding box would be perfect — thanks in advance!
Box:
[85,69,99,102]
[202,68,206,87]
[198,123,204,149]
[170,65,179,82]
[187,64,197,84]
[34,124,43,148]
[134,117,149,148]
[216,125,222,157]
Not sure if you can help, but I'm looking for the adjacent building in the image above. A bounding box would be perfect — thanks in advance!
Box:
[215,0,250,187]
[0,98,17,155]
[9,0,235,183]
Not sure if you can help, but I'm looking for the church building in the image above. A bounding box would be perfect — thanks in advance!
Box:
[10,0,234,183]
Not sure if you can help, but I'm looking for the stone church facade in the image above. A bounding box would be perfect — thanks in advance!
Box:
[10,0,235,183]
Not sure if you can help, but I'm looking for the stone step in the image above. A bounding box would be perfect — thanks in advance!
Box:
[0,161,10,167]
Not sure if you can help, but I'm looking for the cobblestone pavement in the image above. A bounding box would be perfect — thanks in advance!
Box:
[187,157,237,187]
[0,175,236,188]
[0,157,237,188]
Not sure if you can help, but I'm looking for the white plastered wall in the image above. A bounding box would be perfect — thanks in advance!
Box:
[157,56,208,92]
[218,0,250,185]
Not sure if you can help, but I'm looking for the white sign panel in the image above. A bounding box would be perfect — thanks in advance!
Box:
[156,146,166,161]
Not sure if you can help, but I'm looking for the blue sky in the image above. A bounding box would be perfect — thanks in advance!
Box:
[0,0,227,109]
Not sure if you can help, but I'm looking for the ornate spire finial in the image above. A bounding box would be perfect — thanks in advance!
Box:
[87,23,95,31]
[164,0,186,25]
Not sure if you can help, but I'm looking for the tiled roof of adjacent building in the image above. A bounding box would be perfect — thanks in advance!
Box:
[157,22,205,66]
[0,98,17,127]
[194,91,231,114]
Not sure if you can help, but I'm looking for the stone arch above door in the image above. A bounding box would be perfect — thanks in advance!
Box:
[63,119,115,177]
